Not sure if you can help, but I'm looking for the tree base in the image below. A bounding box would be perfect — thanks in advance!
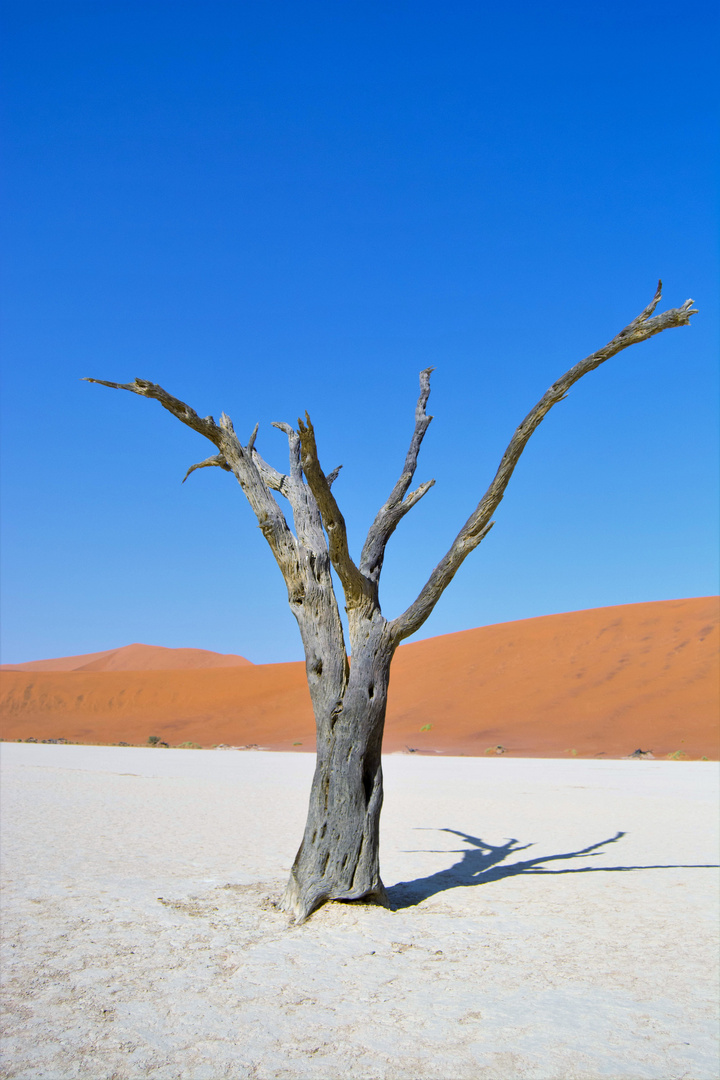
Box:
[280,873,391,924]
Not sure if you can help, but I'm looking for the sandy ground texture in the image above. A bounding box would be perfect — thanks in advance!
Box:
[1,744,718,1080]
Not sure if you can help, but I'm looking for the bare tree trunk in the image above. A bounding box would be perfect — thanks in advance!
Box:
[282,612,395,922]
[85,282,697,924]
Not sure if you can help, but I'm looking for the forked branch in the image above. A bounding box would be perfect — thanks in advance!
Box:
[360,367,435,581]
[390,282,698,642]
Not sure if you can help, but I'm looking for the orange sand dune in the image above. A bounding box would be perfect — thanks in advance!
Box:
[0,642,252,673]
[1,598,717,758]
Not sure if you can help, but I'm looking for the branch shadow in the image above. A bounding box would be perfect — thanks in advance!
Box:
[387,828,719,910]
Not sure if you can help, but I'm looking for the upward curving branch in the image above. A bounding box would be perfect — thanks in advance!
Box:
[360,367,436,582]
[390,282,698,643]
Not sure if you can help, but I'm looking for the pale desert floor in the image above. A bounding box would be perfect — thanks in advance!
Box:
[1,745,718,1080]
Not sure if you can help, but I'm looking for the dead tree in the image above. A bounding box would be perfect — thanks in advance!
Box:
[86,282,696,922]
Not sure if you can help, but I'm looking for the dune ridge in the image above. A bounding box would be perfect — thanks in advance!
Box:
[0,642,252,673]
[1,597,717,758]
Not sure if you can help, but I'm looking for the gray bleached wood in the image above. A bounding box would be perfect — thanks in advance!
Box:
[85,282,697,922]
[181,453,232,484]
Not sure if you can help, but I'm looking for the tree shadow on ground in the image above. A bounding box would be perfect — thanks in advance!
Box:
[387,829,719,909]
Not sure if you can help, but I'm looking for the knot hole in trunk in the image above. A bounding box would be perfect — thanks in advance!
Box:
[362,762,375,806]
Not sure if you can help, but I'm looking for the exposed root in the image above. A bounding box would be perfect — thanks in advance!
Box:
[279,872,390,924]
[279,873,323,924]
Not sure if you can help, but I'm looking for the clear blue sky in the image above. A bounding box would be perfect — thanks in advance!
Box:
[1,0,717,665]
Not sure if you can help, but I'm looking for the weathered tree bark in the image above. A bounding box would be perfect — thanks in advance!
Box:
[281,611,395,920]
[85,282,697,922]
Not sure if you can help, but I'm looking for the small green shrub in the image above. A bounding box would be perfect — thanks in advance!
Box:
[420,724,432,732]
[177,741,202,749]
[147,735,160,746]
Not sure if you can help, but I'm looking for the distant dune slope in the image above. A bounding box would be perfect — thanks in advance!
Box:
[0,643,252,673]
[1,598,717,758]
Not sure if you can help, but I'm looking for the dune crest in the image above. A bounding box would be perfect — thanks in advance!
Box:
[0,642,252,673]
[1,597,717,757]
